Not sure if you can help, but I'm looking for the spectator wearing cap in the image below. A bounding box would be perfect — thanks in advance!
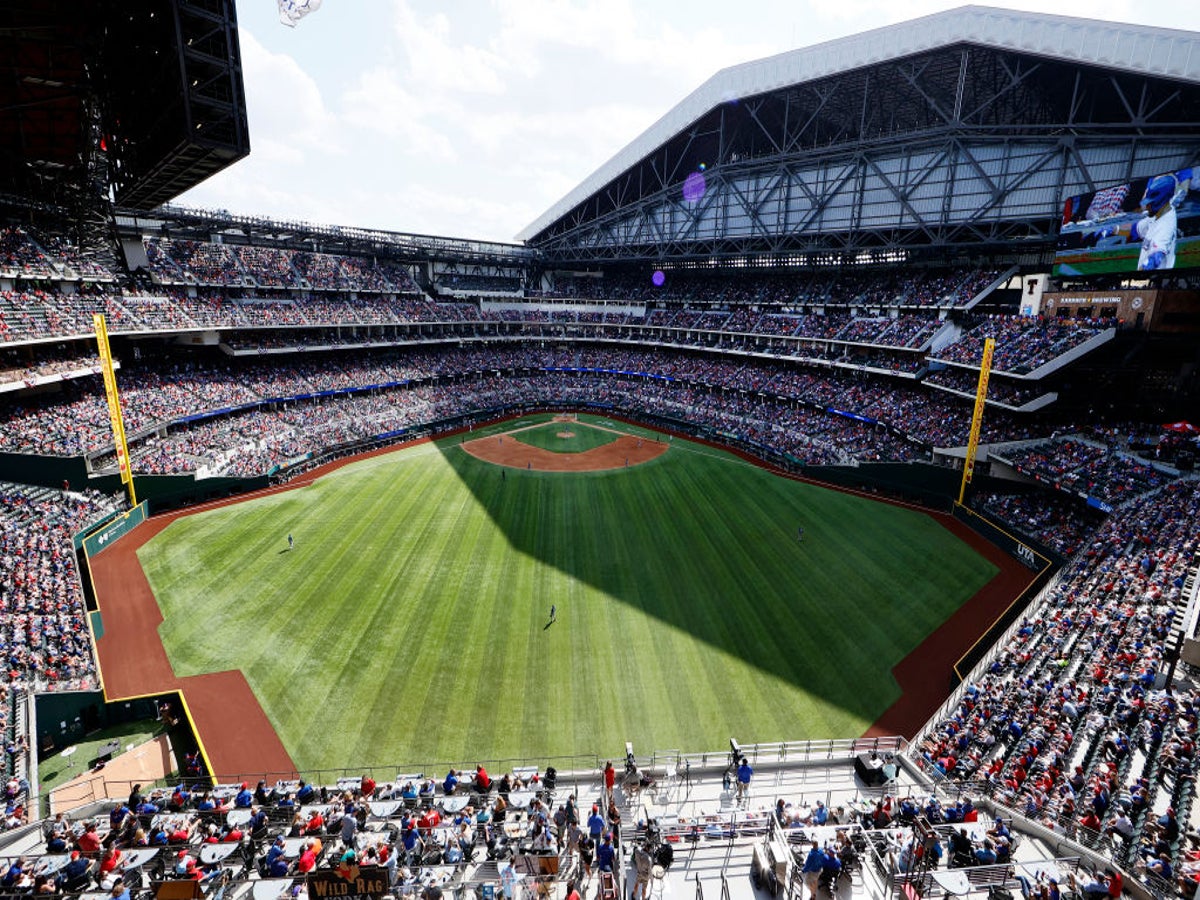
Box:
[596,833,615,872]
[234,781,253,808]
[58,851,90,889]
[821,847,842,880]
[170,784,190,811]
[266,836,286,867]
[587,804,605,847]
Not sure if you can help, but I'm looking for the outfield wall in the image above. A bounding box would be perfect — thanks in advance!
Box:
[948,503,1058,682]
[64,401,1047,520]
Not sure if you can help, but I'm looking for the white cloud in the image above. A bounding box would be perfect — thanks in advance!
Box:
[340,67,460,162]
[174,0,1195,244]
[238,29,342,157]
[390,1,510,95]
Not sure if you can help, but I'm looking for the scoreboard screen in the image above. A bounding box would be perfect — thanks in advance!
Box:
[1054,168,1198,277]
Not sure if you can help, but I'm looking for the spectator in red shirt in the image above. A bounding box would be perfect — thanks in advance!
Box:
[297,841,317,873]
[76,823,102,856]
[305,810,324,835]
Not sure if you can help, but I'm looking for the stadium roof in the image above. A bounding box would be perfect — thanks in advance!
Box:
[517,5,1200,242]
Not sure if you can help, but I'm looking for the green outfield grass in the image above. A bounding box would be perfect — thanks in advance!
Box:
[513,420,618,453]
[137,414,998,772]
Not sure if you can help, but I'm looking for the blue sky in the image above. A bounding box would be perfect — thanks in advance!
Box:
[176,0,1186,244]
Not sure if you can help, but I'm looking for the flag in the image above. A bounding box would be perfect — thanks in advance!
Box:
[278,0,322,27]
[1085,183,1129,221]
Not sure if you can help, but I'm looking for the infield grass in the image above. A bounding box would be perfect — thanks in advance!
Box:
[513,420,618,453]
[138,414,997,772]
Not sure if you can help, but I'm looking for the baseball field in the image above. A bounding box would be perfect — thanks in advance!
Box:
[133,413,999,773]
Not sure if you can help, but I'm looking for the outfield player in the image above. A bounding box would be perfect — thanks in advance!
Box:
[288,533,294,550]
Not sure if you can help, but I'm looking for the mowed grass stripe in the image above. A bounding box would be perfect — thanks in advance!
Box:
[139,417,998,771]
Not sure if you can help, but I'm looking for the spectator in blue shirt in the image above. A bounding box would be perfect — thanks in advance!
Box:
[736,758,753,802]
[812,801,828,826]
[234,782,254,808]
[974,840,998,865]
[266,837,286,868]
[587,805,605,845]
[596,834,616,872]
[801,842,824,897]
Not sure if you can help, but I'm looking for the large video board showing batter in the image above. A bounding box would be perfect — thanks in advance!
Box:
[1054,168,1197,277]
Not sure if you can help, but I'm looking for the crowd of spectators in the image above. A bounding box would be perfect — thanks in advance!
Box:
[32,232,118,282]
[973,490,1106,558]
[542,267,997,309]
[0,482,119,689]
[0,289,57,342]
[935,316,1114,374]
[232,246,302,289]
[0,227,56,280]
[0,348,104,388]
[924,369,1051,407]
[0,344,1050,463]
[141,240,423,296]
[1001,439,1178,507]
[0,762,635,897]
[150,240,244,287]
[913,479,1200,896]
[436,273,522,295]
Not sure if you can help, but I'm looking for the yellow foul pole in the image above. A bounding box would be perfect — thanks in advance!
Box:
[957,337,995,506]
[93,314,137,507]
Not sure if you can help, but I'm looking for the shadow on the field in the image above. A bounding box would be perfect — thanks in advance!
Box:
[431,424,958,728]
